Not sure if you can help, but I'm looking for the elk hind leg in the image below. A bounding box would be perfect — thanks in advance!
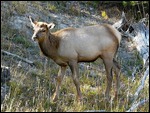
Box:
[69,61,82,102]
[102,56,114,100]
[113,59,121,99]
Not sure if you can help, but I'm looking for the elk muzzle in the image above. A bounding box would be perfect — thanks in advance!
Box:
[32,33,38,41]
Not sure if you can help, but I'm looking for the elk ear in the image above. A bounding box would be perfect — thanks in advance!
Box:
[48,23,55,29]
[29,16,37,27]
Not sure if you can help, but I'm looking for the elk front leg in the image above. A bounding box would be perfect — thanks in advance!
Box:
[52,66,66,102]
[69,61,82,102]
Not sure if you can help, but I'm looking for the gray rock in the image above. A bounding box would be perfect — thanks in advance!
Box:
[1,66,11,84]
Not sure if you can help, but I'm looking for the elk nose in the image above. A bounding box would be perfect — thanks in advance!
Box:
[32,35,37,41]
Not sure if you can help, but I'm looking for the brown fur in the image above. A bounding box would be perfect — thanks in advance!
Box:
[29,16,121,102]
[103,24,119,46]
[103,24,119,56]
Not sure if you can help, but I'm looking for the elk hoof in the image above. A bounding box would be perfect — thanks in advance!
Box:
[52,93,58,102]
[77,95,83,103]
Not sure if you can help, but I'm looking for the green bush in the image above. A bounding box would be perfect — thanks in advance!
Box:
[12,35,32,48]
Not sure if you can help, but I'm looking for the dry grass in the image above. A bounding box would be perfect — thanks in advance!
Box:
[1,59,149,112]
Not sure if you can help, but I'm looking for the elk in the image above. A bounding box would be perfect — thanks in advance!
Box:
[29,16,121,102]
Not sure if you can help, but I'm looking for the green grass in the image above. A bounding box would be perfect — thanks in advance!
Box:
[11,1,27,15]
[46,3,58,12]
[12,35,32,48]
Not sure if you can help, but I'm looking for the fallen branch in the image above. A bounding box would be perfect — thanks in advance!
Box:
[1,50,34,65]
[126,98,149,112]
[131,22,149,65]
[113,12,149,112]
[127,66,149,112]
[84,110,106,112]
[113,12,149,66]
[134,66,149,100]
[113,11,127,29]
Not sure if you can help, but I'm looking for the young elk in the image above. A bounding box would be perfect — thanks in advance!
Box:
[29,16,121,102]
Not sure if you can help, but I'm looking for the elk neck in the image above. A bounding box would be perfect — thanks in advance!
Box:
[38,32,60,58]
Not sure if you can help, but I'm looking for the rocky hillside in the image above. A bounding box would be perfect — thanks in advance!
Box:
[1,1,140,74]
[1,1,149,112]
